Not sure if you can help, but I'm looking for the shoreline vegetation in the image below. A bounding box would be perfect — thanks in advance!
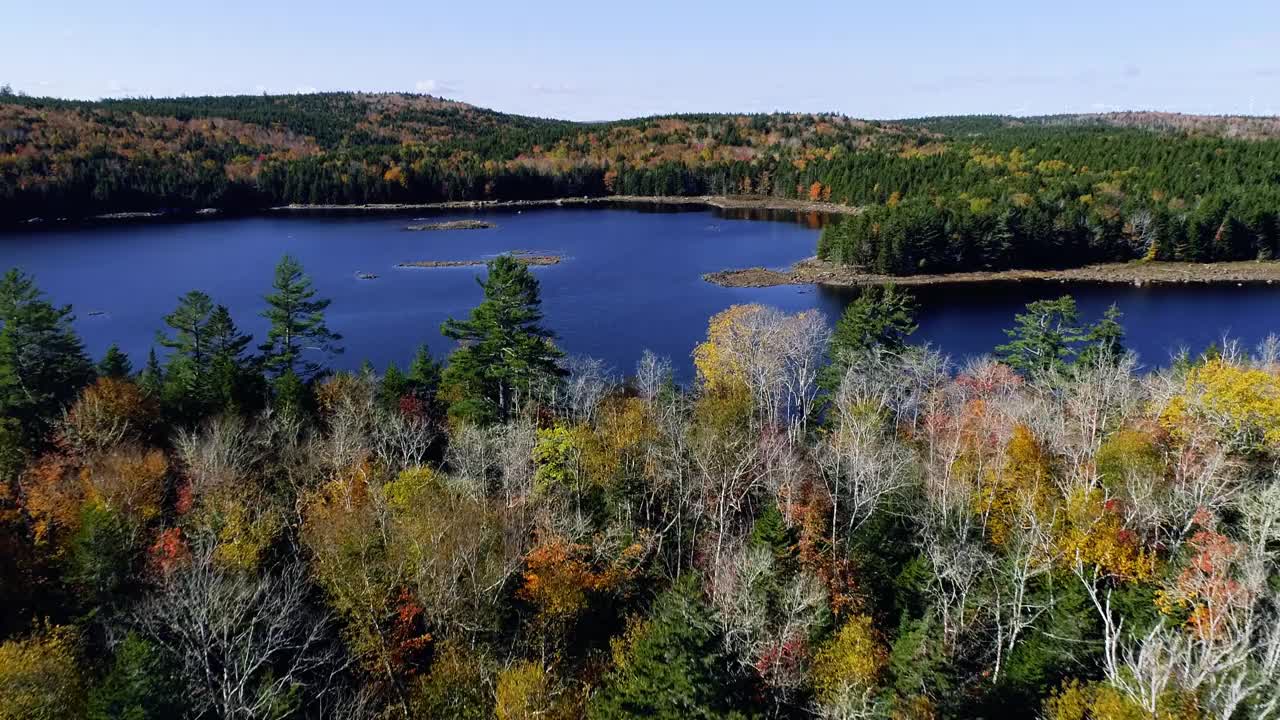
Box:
[706,257,1280,288]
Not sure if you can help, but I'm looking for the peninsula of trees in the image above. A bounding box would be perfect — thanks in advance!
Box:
[4,89,1280,276]
[3,252,1280,719]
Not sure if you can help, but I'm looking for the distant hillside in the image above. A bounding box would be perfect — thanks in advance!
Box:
[0,91,924,221]
[3,92,1280,277]
[904,111,1280,140]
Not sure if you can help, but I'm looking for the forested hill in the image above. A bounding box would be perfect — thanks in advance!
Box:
[3,91,1280,276]
[0,90,921,222]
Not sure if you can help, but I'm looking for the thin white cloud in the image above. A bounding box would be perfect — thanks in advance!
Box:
[415,79,458,95]
[530,81,583,96]
[105,80,136,96]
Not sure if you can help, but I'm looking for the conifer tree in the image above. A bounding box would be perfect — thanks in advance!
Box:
[378,362,408,411]
[441,255,565,424]
[137,348,163,398]
[97,344,133,379]
[996,296,1083,375]
[590,575,758,719]
[157,291,215,421]
[204,305,259,414]
[1078,304,1126,367]
[0,269,94,445]
[820,284,918,393]
[157,290,214,372]
[260,255,342,381]
[407,344,442,398]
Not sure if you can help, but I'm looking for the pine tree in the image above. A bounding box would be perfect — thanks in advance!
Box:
[589,575,758,719]
[260,255,342,381]
[86,633,185,720]
[820,284,918,394]
[157,291,215,421]
[157,290,214,372]
[407,344,442,401]
[272,369,309,418]
[378,362,408,411]
[441,255,565,424]
[0,269,94,445]
[749,503,797,572]
[204,305,260,415]
[97,344,133,379]
[137,348,163,398]
[995,295,1084,375]
[1078,304,1126,367]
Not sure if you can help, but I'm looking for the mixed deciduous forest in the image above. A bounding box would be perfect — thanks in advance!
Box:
[3,252,1280,719]
[4,88,1280,276]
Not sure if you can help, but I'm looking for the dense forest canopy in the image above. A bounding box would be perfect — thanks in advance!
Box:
[3,252,1280,718]
[0,90,911,221]
[5,91,1280,275]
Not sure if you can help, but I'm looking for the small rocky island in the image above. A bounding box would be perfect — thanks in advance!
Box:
[397,253,561,269]
[405,219,496,231]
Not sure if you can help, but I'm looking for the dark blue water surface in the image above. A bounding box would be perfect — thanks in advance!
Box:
[3,207,1280,380]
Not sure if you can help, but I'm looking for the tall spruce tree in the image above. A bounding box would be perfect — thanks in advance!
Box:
[138,348,163,398]
[204,304,260,414]
[820,284,918,394]
[156,291,215,420]
[97,344,133,379]
[441,255,565,424]
[260,255,342,381]
[0,269,94,445]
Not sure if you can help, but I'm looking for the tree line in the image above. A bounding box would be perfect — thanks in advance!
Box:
[3,254,1280,718]
[817,125,1280,273]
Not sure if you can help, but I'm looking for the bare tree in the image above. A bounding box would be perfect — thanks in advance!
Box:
[174,415,265,494]
[446,422,497,494]
[494,417,538,507]
[371,410,437,474]
[988,500,1054,682]
[132,542,343,719]
[560,355,616,424]
[817,393,915,545]
[634,350,673,403]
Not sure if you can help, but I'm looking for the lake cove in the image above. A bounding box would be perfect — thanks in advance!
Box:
[3,207,1280,380]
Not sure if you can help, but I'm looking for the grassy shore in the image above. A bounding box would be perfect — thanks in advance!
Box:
[705,257,1280,288]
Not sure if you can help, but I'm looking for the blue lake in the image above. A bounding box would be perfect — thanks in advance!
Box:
[3,207,1280,380]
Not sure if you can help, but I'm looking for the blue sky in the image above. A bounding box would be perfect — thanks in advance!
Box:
[7,0,1279,120]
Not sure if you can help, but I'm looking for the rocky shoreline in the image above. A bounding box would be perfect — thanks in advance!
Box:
[705,257,1280,288]
[405,219,496,231]
[10,194,853,228]
[271,194,862,216]
[397,254,561,269]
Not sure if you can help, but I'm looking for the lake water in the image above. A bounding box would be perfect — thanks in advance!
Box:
[4,207,1280,381]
